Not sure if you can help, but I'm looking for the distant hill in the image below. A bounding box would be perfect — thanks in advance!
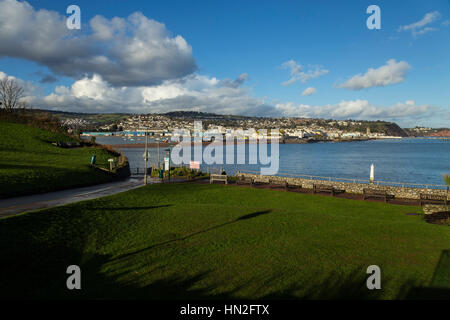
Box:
[164,110,250,120]
[26,109,131,126]
[24,109,410,136]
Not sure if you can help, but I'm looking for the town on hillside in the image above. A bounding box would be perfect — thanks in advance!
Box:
[37,110,446,141]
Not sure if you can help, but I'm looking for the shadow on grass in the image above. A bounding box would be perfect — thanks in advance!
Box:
[401,250,450,300]
[88,205,172,211]
[0,205,448,300]
[1,244,449,300]
[112,210,273,261]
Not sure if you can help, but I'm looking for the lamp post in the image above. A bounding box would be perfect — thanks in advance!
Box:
[157,137,161,169]
[144,130,148,185]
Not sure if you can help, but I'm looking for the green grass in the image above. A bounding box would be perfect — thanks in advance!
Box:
[0,120,118,197]
[0,183,448,299]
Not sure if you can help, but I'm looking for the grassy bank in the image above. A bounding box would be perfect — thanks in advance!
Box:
[0,183,448,299]
[0,120,119,197]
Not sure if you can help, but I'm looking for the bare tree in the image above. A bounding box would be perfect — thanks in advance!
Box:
[0,78,26,112]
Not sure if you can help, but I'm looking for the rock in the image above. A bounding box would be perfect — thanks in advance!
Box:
[423,204,449,215]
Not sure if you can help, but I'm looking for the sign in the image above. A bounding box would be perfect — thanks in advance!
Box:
[164,157,170,171]
[190,161,200,170]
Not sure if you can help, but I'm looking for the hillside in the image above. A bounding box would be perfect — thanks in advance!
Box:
[428,129,450,137]
[0,120,119,198]
[24,109,411,137]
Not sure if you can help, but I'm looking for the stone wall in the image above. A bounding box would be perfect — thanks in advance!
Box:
[238,173,448,200]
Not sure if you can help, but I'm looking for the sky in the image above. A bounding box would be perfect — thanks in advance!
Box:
[0,0,449,127]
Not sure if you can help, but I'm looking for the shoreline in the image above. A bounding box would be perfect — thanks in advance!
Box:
[111,137,377,148]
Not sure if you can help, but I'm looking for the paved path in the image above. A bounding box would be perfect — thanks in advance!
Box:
[0,177,158,218]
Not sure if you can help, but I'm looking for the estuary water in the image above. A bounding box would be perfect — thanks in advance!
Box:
[93,136,450,187]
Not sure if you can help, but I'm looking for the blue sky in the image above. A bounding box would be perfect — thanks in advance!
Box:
[0,0,449,127]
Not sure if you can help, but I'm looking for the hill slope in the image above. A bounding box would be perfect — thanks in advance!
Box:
[0,120,118,197]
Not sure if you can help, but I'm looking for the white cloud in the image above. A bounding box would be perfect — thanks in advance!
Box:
[0,69,442,127]
[442,19,450,26]
[336,59,411,90]
[29,71,435,125]
[274,100,435,122]
[412,27,438,37]
[301,87,317,96]
[30,72,276,116]
[0,70,37,101]
[281,60,328,86]
[398,11,441,37]
[0,0,196,87]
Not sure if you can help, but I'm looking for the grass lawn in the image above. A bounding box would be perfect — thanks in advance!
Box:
[0,183,448,299]
[0,120,118,197]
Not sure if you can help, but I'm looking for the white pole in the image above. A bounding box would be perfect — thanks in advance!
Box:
[144,130,148,185]
[370,163,374,184]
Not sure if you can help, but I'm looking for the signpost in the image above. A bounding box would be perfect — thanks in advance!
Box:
[164,146,172,182]
[164,157,170,171]
[108,158,115,172]
[190,161,200,170]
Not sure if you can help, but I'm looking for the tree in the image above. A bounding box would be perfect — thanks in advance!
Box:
[0,78,26,112]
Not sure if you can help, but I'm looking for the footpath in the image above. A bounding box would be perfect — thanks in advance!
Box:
[0,177,155,218]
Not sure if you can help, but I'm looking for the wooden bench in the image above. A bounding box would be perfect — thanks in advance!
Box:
[363,188,394,203]
[269,178,288,191]
[313,183,337,196]
[236,175,253,186]
[252,178,269,187]
[210,174,228,184]
[419,193,448,206]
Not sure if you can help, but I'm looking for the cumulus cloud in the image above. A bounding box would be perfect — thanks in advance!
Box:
[274,100,435,122]
[0,0,196,87]
[28,73,273,116]
[1,69,440,126]
[336,59,411,90]
[0,70,37,100]
[398,11,441,37]
[28,71,434,124]
[301,87,317,96]
[281,60,328,86]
